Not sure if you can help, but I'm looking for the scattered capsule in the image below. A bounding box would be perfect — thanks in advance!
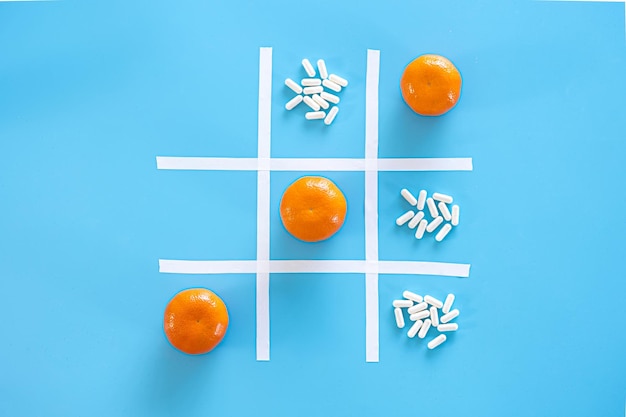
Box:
[435,223,453,242]
[427,334,447,350]
[416,190,427,210]
[417,318,432,339]
[442,294,455,314]
[415,219,428,239]
[324,106,339,125]
[426,216,444,233]
[394,307,405,328]
[317,59,328,79]
[432,193,453,204]
[401,188,418,206]
[305,111,326,120]
[320,91,340,104]
[303,86,323,95]
[424,295,444,309]
[322,78,342,92]
[303,96,321,111]
[302,58,316,77]
[440,309,460,324]
[285,95,303,110]
[426,198,439,218]
[402,291,423,303]
[396,210,415,226]
[407,211,425,229]
[408,302,428,314]
[451,205,460,226]
[328,73,348,87]
[437,323,458,332]
[392,299,413,308]
[311,94,330,110]
[407,320,423,338]
[430,306,440,327]
[409,310,430,321]
[438,202,452,221]
[301,78,322,86]
[285,78,303,94]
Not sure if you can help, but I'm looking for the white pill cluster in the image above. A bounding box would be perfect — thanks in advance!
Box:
[284,58,347,126]
[396,189,460,242]
[393,291,460,350]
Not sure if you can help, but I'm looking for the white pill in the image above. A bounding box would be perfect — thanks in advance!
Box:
[432,193,453,204]
[392,299,413,308]
[438,202,452,221]
[442,294,455,314]
[302,58,316,77]
[329,73,348,87]
[394,307,405,328]
[301,78,321,87]
[402,291,423,303]
[305,111,326,120]
[424,295,444,309]
[416,190,427,210]
[414,219,428,239]
[407,320,423,338]
[409,310,430,321]
[407,211,425,229]
[322,78,342,92]
[426,198,439,218]
[437,323,458,332]
[396,210,415,226]
[317,59,328,79]
[427,334,447,350]
[285,95,303,110]
[440,309,460,324]
[408,302,428,314]
[435,223,453,242]
[285,78,303,94]
[400,188,417,206]
[311,94,330,110]
[320,91,340,104]
[451,205,460,226]
[323,106,339,126]
[303,95,321,111]
[426,216,444,233]
[430,307,439,327]
[417,318,432,339]
[303,86,323,95]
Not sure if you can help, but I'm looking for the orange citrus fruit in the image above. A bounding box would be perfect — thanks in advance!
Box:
[400,54,462,116]
[279,176,347,242]
[163,288,229,355]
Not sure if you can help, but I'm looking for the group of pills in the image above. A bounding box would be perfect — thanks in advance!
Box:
[284,58,348,126]
[396,189,460,242]
[393,291,460,350]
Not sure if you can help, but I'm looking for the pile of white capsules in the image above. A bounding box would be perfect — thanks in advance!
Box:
[393,291,460,350]
[284,58,348,126]
[396,189,460,242]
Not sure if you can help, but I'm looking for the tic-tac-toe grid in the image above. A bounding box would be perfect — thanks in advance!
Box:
[156,47,474,362]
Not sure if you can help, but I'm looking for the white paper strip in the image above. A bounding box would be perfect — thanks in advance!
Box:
[377,157,474,171]
[256,271,270,361]
[270,158,366,171]
[365,273,379,362]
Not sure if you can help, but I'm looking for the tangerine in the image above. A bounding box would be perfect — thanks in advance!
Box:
[400,54,462,116]
[279,176,347,242]
[163,288,229,355]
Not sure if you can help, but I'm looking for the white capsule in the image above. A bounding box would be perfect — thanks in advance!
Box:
[395,210,415,226]
[437,323,458,332]
[430,306,439,327]
[407,211,425,229]
[408,302,428,314]
[317,59,328,79]
[301,78,322,87]
[426,216,444,233]
[427,334,447,350]
[302,95,321,111]
[415,219,428,239]
[400,188,417,206]
[407,320,423,338]
[285,95,303,111]
[416,190,427,210]
[303,86,323,95]
[424,295,444,309]
[323,106,339,126]
[451,205,460,226]
[426,198,439,218]
[432,193,453,204]
[417,318,432,339]
[322,78,342,92]
[435,223,453,242]
[394,307,405,328]
[392,299,413,308]
[409,310,430,321]
[328,73,348,87]
[311,94,330,110]
[402,291,423,303]
[442,294,455,314]
[320,91,340,104]
[305,111,326,120]
[285,78,303,94]
[440,309,460,324]
[302,58,316,77]
[438,202,452,221]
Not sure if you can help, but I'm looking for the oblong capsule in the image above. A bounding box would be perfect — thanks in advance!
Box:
[426,216,444,233]
[417,318,432,339]
[311,94,330,110]
[417,190,427,210]
[394,307,405,328]
[408,302,428,314]
[432,193,453,204]
[285,78,303,94]
[427,334,447,349]
[402,291,423,303]
[415,219,428,239]
[395,210,415,226]
[322,78,342,92]
[303,86,323,95]
[442,294,455,314]
[426,198,439,218]
[302,58,316,77]
[437,323,458,332]
[305,111,325,120]
[301,78,322,86]
[401,188,418,206]
[285,95,303,110]
[317,59,328,79]
[438,202,452,221]
[451,205,460,226]
[430,306,440,327]
[324,106,339,125]
[440,309,460,324]
[424,295,444,309]
[407,320,423,338]
[303,95,321,111]
[409,310,430,321]
[407,211,425,229]
[329,73,348,87]
[392,299,413,308]
[435,223,453,242]
[320,91,340,104]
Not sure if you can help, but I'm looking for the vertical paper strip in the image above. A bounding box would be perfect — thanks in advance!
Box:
[256,47,272,361]
[365,49,380,363]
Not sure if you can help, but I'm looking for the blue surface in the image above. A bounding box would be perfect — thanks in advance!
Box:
[1,1,626,416]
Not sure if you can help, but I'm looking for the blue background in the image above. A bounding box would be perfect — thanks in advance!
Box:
[1,0,625,416]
